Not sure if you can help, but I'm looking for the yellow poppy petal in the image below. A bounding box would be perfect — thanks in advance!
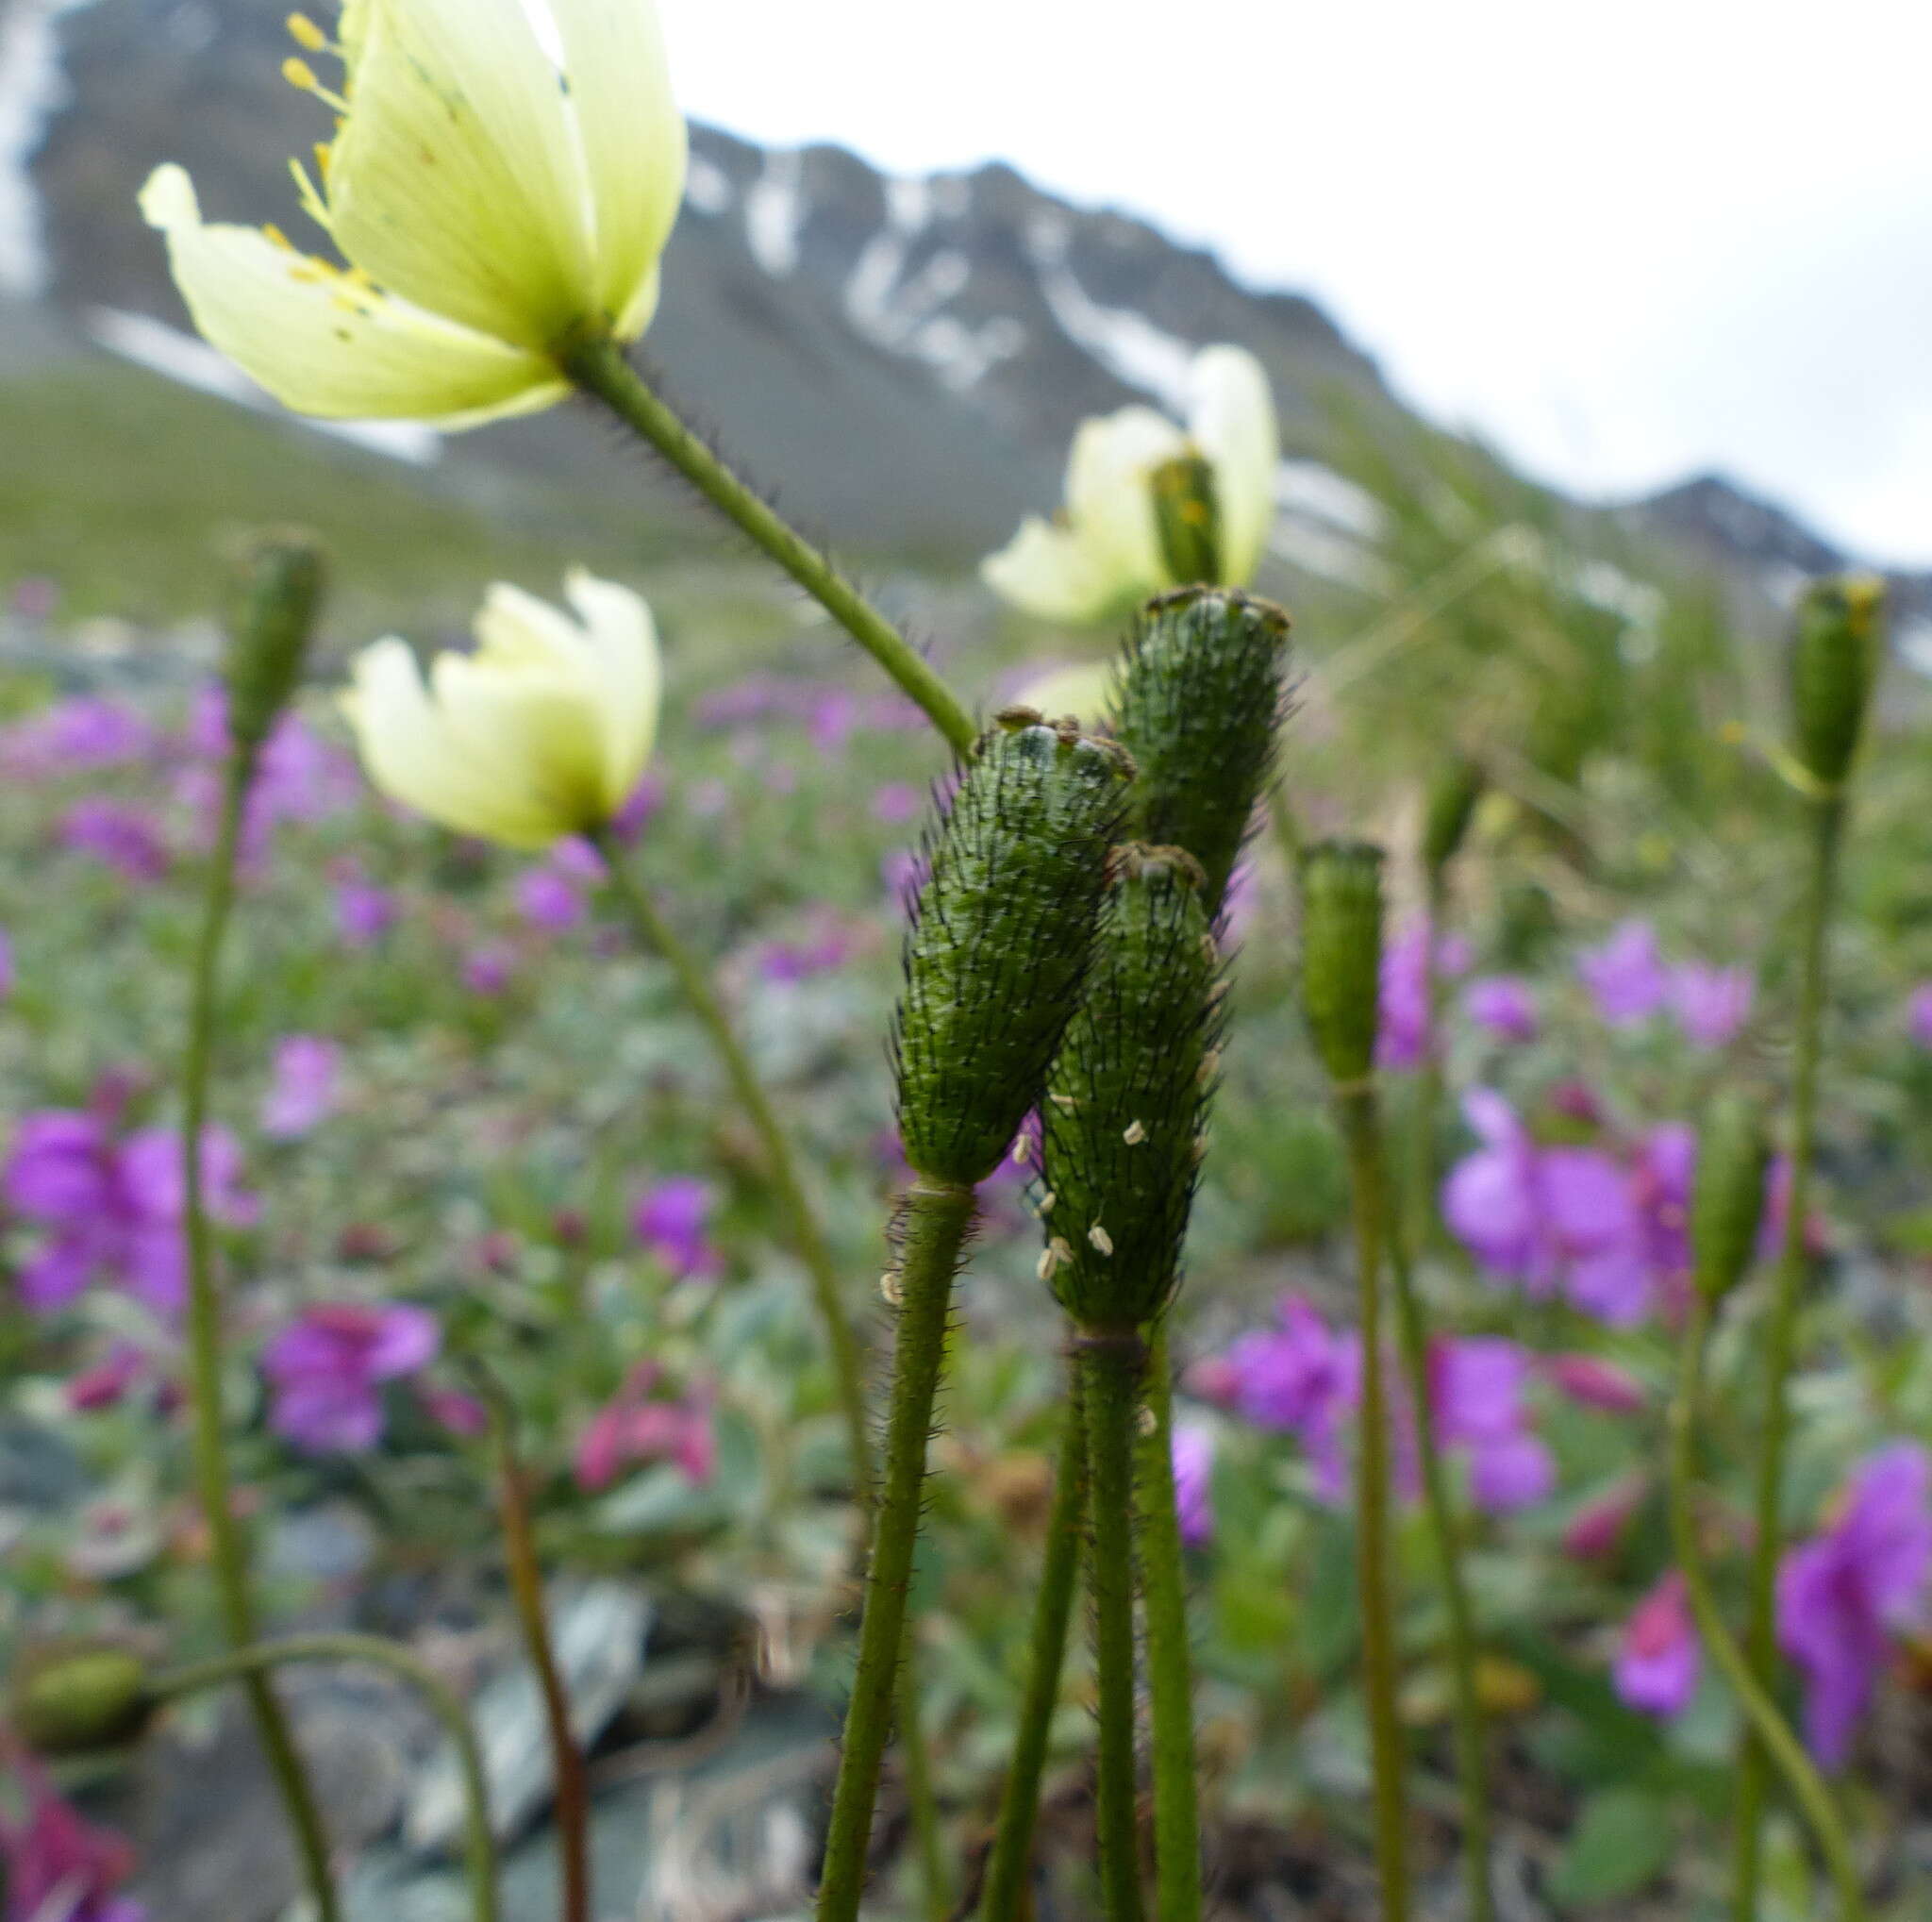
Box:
[140,164,567,426]
[326,0,595,349]
[563,569,661,809]
[1189,345,1279,586]
[1067,406,1185,591]
[430,651,608,837]
[549,0,687,339]
[343,640,563,845]
[981,515,1131,627]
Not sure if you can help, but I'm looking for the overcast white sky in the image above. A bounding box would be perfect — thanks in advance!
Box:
[660,0,1932,567]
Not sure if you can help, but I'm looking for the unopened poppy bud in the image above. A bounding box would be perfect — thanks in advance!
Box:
[10,1643,153,1756]
[1422,757,1485,878]
[1690,1091,1771,1302]
[1108,586,1292,913]
[1299,839,1386,1084]
[894,710,1135,1186]
[1148,454,1224,587]
[1040,845,1224,1329]
[225,528,325,756]
[1789,574,1885,790]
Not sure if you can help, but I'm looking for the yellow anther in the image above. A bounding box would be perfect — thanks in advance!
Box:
[287,11,328,52]
[262,224,295,252]
[315,142,334,178]
[282,55,320,90]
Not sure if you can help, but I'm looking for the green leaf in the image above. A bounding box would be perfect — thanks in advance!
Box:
[1548,1787,1674,1905]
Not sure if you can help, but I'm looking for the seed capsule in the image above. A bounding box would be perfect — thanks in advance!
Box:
[1040,845,1225,1329]
[1108,586,1293,915]
[1790,574,1885,790]
[893,711,1134,1187]
[1690,1091,1773,1302]
[1298,839,1386,1085]
[224,528,326,758]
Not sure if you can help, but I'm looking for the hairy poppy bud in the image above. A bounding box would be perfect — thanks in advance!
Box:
[1422,757,1485,878]
[1690,1091,1772,1302]
[1789,574,1885,790]
[1108,586,1292,913]
[894,710,1135,1186]
[1039,845,1224,1330]
[1299,839,1386,1084]
[225,528,325,756]
[10,1643,153,1757]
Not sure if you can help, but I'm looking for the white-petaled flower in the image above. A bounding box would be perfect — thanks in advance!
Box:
[982,345,1280,624]
[342,571,661,848]
[140,0,686,428]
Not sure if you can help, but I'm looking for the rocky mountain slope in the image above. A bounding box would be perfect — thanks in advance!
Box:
[7,0,1927,633]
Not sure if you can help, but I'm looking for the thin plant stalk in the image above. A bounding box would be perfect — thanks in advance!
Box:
[975,1382,1087,1922]
[153,1635,499,1922]
[594,835,951,1920]
[1135,1323,1203,1922]
[564,341,978,760]
[1407,867,1449,1257]
[898,1652,951,1922]
[1345,1086,1494,1922]
[1734,793,1843,1914]
[1335,1088,1412,1922]
[182,754,341,1922]
[488,1400,591,1922]
[1077,1331,1147,1922]
[816,1179,977,1922]
[1670,1299,1868,1922]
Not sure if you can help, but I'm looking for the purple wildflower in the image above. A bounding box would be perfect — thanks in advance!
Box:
[1614,1572,1701,1717]
[1376,922,1433,1069]
[0,1746,144,1922]
[59,798,169,882]
[261,1302,441,1453]
[608,772,665,843]
[1431,1337,1556,1513]
[4,1111,255,1313]
[260,1035,342,1140]
[574,1364,715,1491]
[1578,920,1671,1028]
[1671,963,1754,1050]
[1465,975,1538,1043]
[1171,1420,1216,1546]
[871,782,922,826]
[1543,1353,1648,1415]
[633,1177,724,1280]
[335,876,397,948]
[514,864,585,933]
[0,694,152,777]
[1561,1477,1644,1561]
[0,927,12,1001]
[1776,1442,1932,1766]
[461,944,518,996]
[1908,985,1932,1049]
[1224,1295,1360,1502]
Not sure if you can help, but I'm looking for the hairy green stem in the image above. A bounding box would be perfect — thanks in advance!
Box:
[488,1403,590,1922]
[1735,794,1843,1914]
[1345,1090,1494,1922]
[595,834,872,1487]
[816,1180,976,1922]
[976,1382,1087,1922]
[1337,1090,1411,1922]
[596,837,949,1917]
[153,1635,498,1922]
[898,1652,951,1922]
[182,756,340,1922]
[1136,1324,1203,1922]
[1671,1301,1868,1922]
[565,341,979,760]
[1078,1331,1147,1922]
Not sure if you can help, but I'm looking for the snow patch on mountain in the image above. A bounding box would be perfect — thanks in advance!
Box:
[0,0,96,297]
[744,148,804,277]
[1026,212,1195,414]
[90,307,440,464]
[685,153,733,216]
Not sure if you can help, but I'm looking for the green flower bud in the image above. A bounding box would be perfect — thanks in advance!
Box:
[1039,845,1224,1330]
[1690,1091,1772,1303]
[224,528,326,756]
[1422,757,1485,878]
[1149,454,1224,587]
[1789,574,1885,790]
[895,710,1136,1186]
[1299,839,1386,1084]
[10,1643,153,1756]
[1108,586,1293,913]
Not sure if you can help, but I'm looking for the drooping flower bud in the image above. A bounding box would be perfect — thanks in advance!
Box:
[1690,1091,1772,1302]
[1039,845,1224,1330]
[894,710,1136,1186]
[1148,454,1224,587]
[1298,840,1386,1084]
[224,528,325,757]
[1108,586,1292,914]
[1789,574,1885,790]
[1422,757,1485,879]
[9,1643,153,1757]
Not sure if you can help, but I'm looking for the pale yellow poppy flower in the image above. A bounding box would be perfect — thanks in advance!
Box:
[342,571,661,847]
[983,345,1281,624]
[140,0,686,428]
